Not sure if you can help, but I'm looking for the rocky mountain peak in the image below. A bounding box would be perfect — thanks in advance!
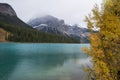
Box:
[28,15,65,27]
[28,15,90,43]
[0,3,17,16]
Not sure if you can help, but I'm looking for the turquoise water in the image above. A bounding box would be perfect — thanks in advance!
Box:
[0,43,90,80]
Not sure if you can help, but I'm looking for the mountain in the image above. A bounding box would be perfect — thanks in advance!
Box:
[0,3,16,16]
[28,15,90,43]
[28,15,66,35]
[0,3,77,43]
[0,3,30,28]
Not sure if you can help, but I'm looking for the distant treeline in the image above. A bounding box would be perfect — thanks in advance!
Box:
[0,22,78,43]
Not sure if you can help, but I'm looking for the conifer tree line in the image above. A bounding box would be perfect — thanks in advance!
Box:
[0,22,77,43]
[85,0,120,80]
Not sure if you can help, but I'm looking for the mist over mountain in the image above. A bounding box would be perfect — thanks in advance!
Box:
[0,3,90,43]
[28,15,90,43]
[0,3,89,43]
[0,3,77,43]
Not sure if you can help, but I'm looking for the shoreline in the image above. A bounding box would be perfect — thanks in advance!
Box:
[0,42,90,44]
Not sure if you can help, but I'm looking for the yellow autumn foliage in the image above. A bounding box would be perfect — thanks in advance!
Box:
[85,0,120,80]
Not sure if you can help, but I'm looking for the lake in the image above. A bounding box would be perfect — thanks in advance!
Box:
[0,43,91,80]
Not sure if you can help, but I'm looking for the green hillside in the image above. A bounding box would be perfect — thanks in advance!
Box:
[0,15,77,43]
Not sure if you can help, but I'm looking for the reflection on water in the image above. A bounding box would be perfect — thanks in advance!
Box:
[0,43,90,80]
[0,52,19,80]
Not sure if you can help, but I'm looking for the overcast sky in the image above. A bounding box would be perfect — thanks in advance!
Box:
[0,0,102,27]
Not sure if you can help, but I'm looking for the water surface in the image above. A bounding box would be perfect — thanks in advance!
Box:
[0,43,90,80]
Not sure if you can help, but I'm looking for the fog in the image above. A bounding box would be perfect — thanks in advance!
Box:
[0,0,102,27]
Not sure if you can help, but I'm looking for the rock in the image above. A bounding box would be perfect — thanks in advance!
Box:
[0,3,17,16]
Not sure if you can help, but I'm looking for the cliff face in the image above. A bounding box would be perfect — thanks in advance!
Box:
[0,3,17,16]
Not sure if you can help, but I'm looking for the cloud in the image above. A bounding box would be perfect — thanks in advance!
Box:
[0,0,102,27]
